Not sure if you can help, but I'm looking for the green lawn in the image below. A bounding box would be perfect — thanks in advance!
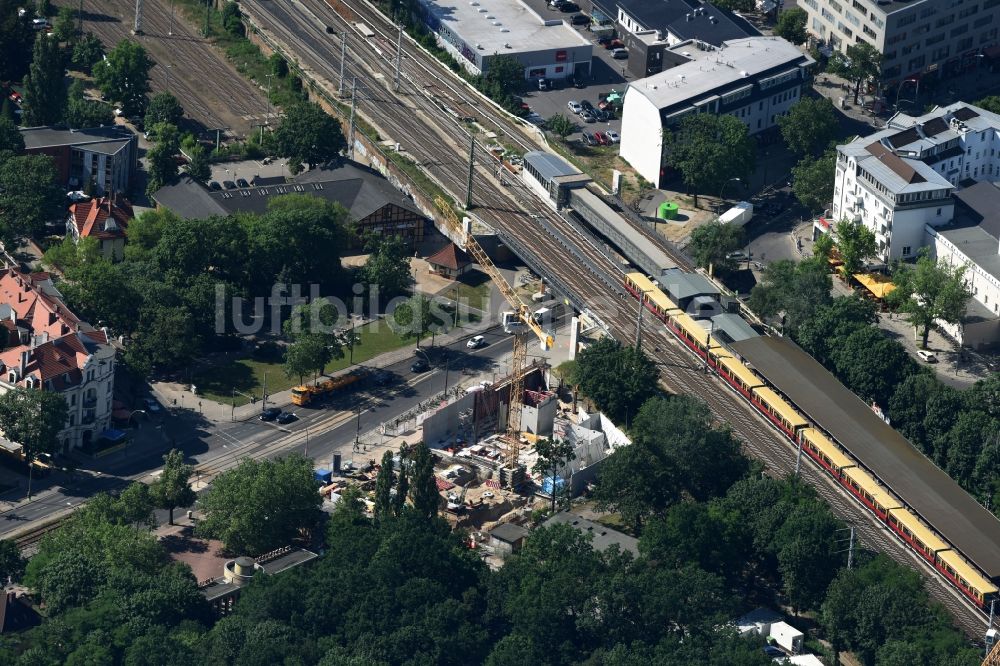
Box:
[193,321,416,406]
[441,270,492,311]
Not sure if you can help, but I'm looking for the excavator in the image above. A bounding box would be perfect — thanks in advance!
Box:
[435,196,553,485]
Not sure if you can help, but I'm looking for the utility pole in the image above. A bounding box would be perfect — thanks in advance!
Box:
[348,76,357,158]
[703,319,714,374]
[338,32,348,96]
[634,297,644,349]
[264,74,273,128]
[261,372,267,413]
[133,0,143,34]
[394,24,403,92]
[168,0,175,35]
[465,131,475,209]
[794,436,804,476]
[203,0,210,37]
[847,525,855,569]
[77,0,83,35]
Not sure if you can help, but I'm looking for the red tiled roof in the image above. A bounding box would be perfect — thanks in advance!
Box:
[426,243,471,271]
[865,141,926,184]
[69,197,132,240]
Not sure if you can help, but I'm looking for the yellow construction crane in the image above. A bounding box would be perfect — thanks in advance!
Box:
[435,197,553,482]
[984,636,1000,666]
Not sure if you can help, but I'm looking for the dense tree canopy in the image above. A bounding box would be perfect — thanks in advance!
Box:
[273,102,347,173]
[834,218,878,276]
[748,257,833,335]
[887,250,972,348]
[0,151,64,244]
[663,114,756,207]
[359,234,415,304]
[145,91,183,127]
[574,337,658,425]
[792,148,836,211]
[93,39,151,116]
[774,7,808,44]
[23,32,67,126]
[688,221,745,276]
[778,97,839,156]
[0,0,35,82]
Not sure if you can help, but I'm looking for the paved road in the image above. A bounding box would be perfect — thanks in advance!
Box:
[0,328,517,537]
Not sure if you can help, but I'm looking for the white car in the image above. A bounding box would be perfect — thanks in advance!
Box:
[467,335,486,349]
[916,349,938,363]
[605,130,621,143]
[567,100,583,114]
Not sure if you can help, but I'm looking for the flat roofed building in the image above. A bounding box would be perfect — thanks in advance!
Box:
[800,0,1000,87]
[619,36,813,187]
[416,0,592,80]
[833,102,1000,264]
[20,126,137,196]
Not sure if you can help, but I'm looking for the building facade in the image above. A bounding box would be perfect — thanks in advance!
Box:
[800,0,1000,87]
[619,37,813,187]
[0,268,116,453]
[66,197,132,262]
[415,0,592,80]
[833,102,1000,263]
[20,126,138,196]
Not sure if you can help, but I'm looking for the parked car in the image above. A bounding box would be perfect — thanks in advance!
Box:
[580,99,594,111]
[597,35,613,46]
[223,180,237,190]
[276,412,297,424]
[411,358,429,372]
[580,109,597,123]
[605,130,621,143]
[571,13,590,25]
[605,38,624,49]
[580,132,595,146]
[611,48,628,59]
[593,131,608,145]
[567,100,583,114]
[236,177,250,188]
[143,398,162,413]
[559,1,579,11]
[916,349,938,363]
[538,77,550,91]
[259,407,282,421]
[573,77,586,89]
[594,108,610,122]
[467,335,486,349]
[208,181,222,191]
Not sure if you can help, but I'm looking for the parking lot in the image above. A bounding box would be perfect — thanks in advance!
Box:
[516,0,629,144]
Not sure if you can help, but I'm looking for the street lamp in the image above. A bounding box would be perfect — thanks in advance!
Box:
[718,177,742,213]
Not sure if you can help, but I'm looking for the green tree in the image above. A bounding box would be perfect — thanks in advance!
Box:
[711,0,754,10]
[373,450,394,522]
[532,438,576,513]
[23,31,67,126]
[65,80,114,128]
[663,114,756,207]
[70,33,103,72]
[748,258,833,335]
[145,91,183,127]
[834,218,878,276]
[392,464,408,516]
[976,96,1000,114]
[145,121,180,193]
[830,326,915,406]
[391,292,436,340]
[774,7,808,45]
[284,332,333,384]
[0,387,68,498]
[359,234,414,303]
[185,143,211,182]
[52,5,76,42]
[778,97,838,156]
[546,113,575,139]
[830,42,883,104]
[59,258,142,334]
[196,454,322,554]
[0,0,34,82]
[270,52,288,78]
[575,337,658,425]
[93,39,151,116]
[480,54,524,102]
[792,149,837,211]
[409,442,439,520]
[150,449,197,526]
[688,220,745,276]
[0,152,64,242]
[0,116,23,152]
[813,230,835,260]
[273,102,346,173]
[888,251,972,348]
[795,294,876,366]
[0,537,26,583]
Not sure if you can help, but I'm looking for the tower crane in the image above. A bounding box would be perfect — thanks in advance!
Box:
[435,197,553,484]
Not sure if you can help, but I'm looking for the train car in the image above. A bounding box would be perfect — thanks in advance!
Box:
[799,428,854,477]
[889,507,951,567]
[936,548,999,607]
[625,273,681,323]
[841,466,901,520]
[715,353,764,399]
[750,386,808,438]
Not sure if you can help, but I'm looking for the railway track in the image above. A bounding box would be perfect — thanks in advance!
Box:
[242,0,992,636]
[76,0,268,133]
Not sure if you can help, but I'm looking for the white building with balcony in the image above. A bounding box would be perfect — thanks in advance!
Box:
[0,268,116,453]
[831,102,1000,263]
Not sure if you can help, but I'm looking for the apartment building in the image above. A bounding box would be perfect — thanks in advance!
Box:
[620,36,813,187]
[20,126,138,196]
[801,0,1000,87]
[832,102,1000,263]
[0,268,116,453]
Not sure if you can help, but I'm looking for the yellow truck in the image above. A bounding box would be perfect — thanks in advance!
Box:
[291,369,367,406]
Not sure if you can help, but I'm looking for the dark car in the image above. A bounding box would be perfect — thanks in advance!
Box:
[762,646,784,658]
[411,358,429,372]
[571,13,589,24]
[597,34,612,46]
[236,177,250,188]
[259,407,281,421]
[611,48,628,59]
[580,109,597,123]
[223,180,237,190]
[580,99,594,111]
[605,38,624,49]
[595,108,610,122]
[573,77,586,88]
[208,181,222,191]
[580,132,595,146]
[559,1,579,11]
[276,412,297,424]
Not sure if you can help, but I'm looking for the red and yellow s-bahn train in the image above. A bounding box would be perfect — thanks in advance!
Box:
[624,272,999,610]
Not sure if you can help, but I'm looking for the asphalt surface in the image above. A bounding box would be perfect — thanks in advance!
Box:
[0,328,515,536]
